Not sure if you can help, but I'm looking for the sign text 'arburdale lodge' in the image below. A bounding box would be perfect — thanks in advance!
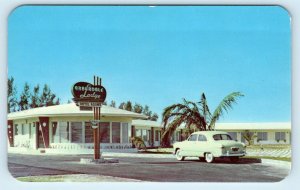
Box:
[71,82,107,104]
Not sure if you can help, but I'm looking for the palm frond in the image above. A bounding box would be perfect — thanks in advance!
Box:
[209,92,244,130]
[199,93,211,122]
[130,136,147,150]
[161,115,186,147]
[162,103,190,129]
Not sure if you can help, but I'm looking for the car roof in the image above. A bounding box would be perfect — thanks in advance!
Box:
[191,131,228,136]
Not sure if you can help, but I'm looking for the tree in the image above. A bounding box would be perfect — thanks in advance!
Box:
[125,101,132,111]
[30,84,40,108]
[102,101,107,105]
[40,84,60,107]
[7,77,18,113]
[242,130,257,146]
[133,103,143,113]
[161,92,244,147]
[18,82,31,111]
[150,113,159,121]
[40,84,49,107]
[110,100,116,108]
[55,98,60,105]
[143,105,152,118]
[119,102,126,109]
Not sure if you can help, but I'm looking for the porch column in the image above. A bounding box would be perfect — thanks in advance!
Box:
[7,120,14,147]
[38,117,50,148]
[131,125,136,137]
[180,129,183,141]
[151,127,154,147]
[131,125,136,148]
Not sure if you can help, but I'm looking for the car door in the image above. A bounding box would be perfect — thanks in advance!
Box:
[184,134,198,156]
[195,134,208,156]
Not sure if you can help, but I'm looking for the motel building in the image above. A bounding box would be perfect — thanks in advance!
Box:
[7,103,164,154]
[7,103,291,154]
[170,123,291,145]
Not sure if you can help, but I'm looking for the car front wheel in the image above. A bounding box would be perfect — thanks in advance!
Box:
[205,153,214,163]
[176,149,185,161]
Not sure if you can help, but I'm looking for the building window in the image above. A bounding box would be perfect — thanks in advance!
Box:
[59,122,69,143]
[85,122,93,143]
[71,122,83,143]
[147,130,151,142]
[21,124,24,135]
[228,132,237,141]
[51,122,59,143]
[52,122,59,143]
[257,132,268,141]
[275,132,286,142]
[29,123,32,139]
[24,124,29,135]
[136,129,141,137]
[173,131,180,141]
[14,124,18,135]
[100,122,110,143]
[142,129,148,142]
[122,123,129,143]
[30,123,35,139]
[112,122,120,143]
[155,130,160,141]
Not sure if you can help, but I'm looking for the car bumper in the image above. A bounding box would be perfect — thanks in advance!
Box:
[220,152,246,157]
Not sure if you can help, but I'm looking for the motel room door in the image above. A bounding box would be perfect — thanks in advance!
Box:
[36,122,45,149]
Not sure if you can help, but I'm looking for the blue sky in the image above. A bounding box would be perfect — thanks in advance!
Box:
[8,6,291,122]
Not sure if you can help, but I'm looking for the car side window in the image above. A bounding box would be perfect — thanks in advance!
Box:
[188,134,198,141]
[198,135,207,141]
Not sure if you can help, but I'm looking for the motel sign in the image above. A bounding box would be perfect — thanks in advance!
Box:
[71,76,106,160]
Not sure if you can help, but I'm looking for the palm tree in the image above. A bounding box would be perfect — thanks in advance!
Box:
[161,92,244,147]
[242,130,257,146]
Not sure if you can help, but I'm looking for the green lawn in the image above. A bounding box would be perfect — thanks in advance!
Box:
[244,156,291,162]
[246,144,291,150]
[18,175,67,182]
[17,174,140,182]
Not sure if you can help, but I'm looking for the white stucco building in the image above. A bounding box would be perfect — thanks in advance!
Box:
[7,103,162,153]
[170,122,291,145]
[7,103,291,154]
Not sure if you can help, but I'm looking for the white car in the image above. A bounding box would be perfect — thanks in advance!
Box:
[173,131,246,163]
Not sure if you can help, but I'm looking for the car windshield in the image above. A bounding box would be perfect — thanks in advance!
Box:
[213,134,233,141]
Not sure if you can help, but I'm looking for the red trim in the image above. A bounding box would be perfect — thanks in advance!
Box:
[7,120,14,147]
[151,127,154,147]
[38,117,49,148]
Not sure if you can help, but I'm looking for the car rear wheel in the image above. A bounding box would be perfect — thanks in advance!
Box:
[176,149,185,161]
[205,153,214,163]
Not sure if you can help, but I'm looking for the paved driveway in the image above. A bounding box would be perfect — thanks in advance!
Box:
[7,153,290,182]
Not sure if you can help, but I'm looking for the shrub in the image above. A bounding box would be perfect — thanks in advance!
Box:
[130,136,147,150]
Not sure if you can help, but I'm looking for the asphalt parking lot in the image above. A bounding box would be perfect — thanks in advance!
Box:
[7,153,290,182]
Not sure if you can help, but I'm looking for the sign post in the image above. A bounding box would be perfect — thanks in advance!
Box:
[71,76,106,160]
